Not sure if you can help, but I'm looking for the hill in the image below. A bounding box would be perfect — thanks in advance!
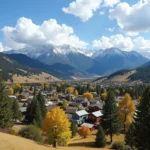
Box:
[0,53,59,82]
[6,53,90,80]
[95,62,150,83]
[0,132,109,150]
[5,45,148,76]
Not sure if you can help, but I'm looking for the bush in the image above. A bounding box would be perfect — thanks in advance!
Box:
[8,128,17,135]
[111,142,125,150]
[19,125,43,143]
[111,142,132,150]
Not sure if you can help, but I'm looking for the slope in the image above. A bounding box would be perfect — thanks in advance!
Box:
[0,132,108,150]
[6,54,89,80]
[0,53,59,82]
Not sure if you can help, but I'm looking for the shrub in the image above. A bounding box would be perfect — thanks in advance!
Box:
[111,142,132,150]
[8,128,17,135]
[19,125,43,143]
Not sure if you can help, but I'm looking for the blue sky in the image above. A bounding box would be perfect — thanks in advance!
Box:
[0,0,150,52]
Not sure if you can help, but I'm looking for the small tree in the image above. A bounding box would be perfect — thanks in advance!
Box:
[78,126,91,138]
[12,99,22,121]
[66,87,73,94]
[70,122,78,138]
[74,90,78,96]
[9,88,14,95]
[25,97,42,127]
[101,93,107,101]
[83,92,93,100]
[95,126,106,148]
[62,99,68,110]
[37,91,47,119]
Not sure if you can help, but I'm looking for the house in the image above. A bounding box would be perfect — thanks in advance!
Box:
[45,101,54,107]
[88,110,103,124]
[88,103,103,112]
[19,92,30,98]
[81,123,95,131]
[74,96,88,104]
[8,95,17,99]
[89,99,101,105]
[70,110,89,126]
[19,107,27,115]
[66,107,78,114]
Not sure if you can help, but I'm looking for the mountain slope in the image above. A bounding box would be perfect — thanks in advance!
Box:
[90,48,148,75]
[6,54,89,80]
[0,53,41,81]
[5,45,149,76]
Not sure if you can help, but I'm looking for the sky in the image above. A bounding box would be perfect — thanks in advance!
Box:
[0,0,150,52]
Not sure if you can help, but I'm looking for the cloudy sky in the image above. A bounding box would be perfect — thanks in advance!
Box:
[0,0,150,52]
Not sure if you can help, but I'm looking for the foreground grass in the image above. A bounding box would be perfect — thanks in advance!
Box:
[0,132,109,150]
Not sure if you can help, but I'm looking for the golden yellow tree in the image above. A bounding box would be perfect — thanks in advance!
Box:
[42,107,71,146]
[66,87,73,94]
[41,83,44,90]
[14,83,21,89]
[9,88,14,95]
[83,92,93,100]
[78,126,91,138]
[118,93,136,132]
[74,90,78,96]
[101,93,107,101]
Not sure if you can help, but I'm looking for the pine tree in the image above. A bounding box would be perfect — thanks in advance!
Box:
[134,85,150,150]
[37,91,47,119]
[0,74,12,128]
[70,122,78,137]
[125,124,135,149]
[12,99,22,121]
[25,97,42,127]
[101,91,122,143]
[95,126,106,148]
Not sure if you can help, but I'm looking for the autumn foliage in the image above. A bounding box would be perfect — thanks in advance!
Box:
[9,88,14,95]
[66,87,74,94]
[42,107,71,146]
[78,126,91,138]
[101,93,107,101]
[83,92,93,100]
[118,93,136,131]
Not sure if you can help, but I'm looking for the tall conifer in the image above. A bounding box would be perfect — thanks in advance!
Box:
[0,74,12,128]
[101,91,122,143]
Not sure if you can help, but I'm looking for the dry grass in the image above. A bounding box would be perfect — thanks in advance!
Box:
[0,132,109,150]
[109,70,136,82]
[6,72,60,83]
[0,131,125,150]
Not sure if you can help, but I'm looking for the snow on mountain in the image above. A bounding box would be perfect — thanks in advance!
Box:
[5,45,149,76]
[140,51,150,59]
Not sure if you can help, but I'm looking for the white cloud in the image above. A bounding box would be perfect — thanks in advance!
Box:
[92,34,150,52]
[0,43,4,52]
[103,0,120,7]
[62,0,102,22]
[106,27,115,32]
[99,11,105,15]
[2,17,88,50]
[109,0,150,35]
[133,37,150,51]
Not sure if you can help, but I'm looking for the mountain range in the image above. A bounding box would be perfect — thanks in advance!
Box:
[5,45,149,78]
[0,53,59,82]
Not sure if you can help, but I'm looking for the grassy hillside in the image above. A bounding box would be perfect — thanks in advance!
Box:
[0,132,109,150]
[6,54,88,80]
[0,53,59,82]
